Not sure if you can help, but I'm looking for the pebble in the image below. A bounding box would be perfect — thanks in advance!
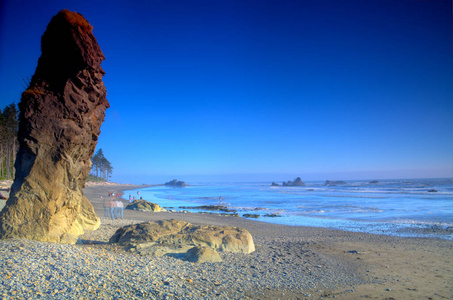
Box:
[0,217,366,299]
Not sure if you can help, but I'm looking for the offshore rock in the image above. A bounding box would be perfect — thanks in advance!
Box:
[272,177,305,187]
[325,180,347,186]
[179,205,237,213]
[164,179,186,187]
[109,220,255,262]
[0,10,109,244]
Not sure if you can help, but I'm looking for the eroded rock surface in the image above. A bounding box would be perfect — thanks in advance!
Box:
[109,220,255,262]
[0,10,109,244]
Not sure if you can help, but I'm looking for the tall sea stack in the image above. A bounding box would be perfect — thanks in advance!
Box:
[0,10,109,243]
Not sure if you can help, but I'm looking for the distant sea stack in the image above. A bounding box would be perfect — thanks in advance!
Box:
[0,10,109,244]
[164,179,187,187]
[324,180,347,186]
[271,177,305,187]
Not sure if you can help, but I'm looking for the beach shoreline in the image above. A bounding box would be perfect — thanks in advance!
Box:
[83,183,453,299]
[1,182,452,299]
[114,179,453,241]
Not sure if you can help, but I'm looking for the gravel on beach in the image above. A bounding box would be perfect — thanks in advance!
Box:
[1,183,452,299]
[0,217,366,300]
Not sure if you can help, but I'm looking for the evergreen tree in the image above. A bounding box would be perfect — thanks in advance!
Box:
[0,103,19,179]
[90,149,113,181]
[100,156,113,181]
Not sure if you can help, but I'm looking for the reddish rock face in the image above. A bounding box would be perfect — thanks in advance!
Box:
[0,10,109,243]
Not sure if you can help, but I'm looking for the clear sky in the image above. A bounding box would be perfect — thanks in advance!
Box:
[1,0,452,184]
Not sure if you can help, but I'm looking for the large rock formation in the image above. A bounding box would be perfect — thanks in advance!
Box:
[272,177,305,187]
[0,10,109,244]
[109,220,255,262]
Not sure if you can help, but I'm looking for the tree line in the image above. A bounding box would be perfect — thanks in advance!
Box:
[90,149,113,182]
[0,101,114,181]
[0,103,19,180]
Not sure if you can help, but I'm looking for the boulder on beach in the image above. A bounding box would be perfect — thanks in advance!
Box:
[109,219,255,262]
[0,10,108,244]
[185,246,223,263]
[125,199,166,212]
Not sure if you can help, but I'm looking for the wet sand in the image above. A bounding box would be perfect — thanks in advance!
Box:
[83,183,453,299]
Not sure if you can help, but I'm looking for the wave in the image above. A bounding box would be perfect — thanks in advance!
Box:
[321,194,389,199]
[388,218,453,227]
[296,205,384,214]
[275,187,453,196]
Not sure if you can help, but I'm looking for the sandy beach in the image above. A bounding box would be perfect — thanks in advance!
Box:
[1,182,452,299]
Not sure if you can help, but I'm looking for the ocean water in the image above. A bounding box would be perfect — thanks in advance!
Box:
[124,178,453,240]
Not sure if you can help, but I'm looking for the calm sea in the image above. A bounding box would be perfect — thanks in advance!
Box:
[124,178,453,240]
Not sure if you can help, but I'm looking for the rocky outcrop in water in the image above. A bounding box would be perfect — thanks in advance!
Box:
[272,177,305,187]
[0,10,109,244]
[164,179,186,187]
[243,214,260,219]
[325,180,347,186]
[109,220,255,262]
[179,205,237,213]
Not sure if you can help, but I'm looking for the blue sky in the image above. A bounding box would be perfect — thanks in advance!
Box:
[0,0,452,183]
